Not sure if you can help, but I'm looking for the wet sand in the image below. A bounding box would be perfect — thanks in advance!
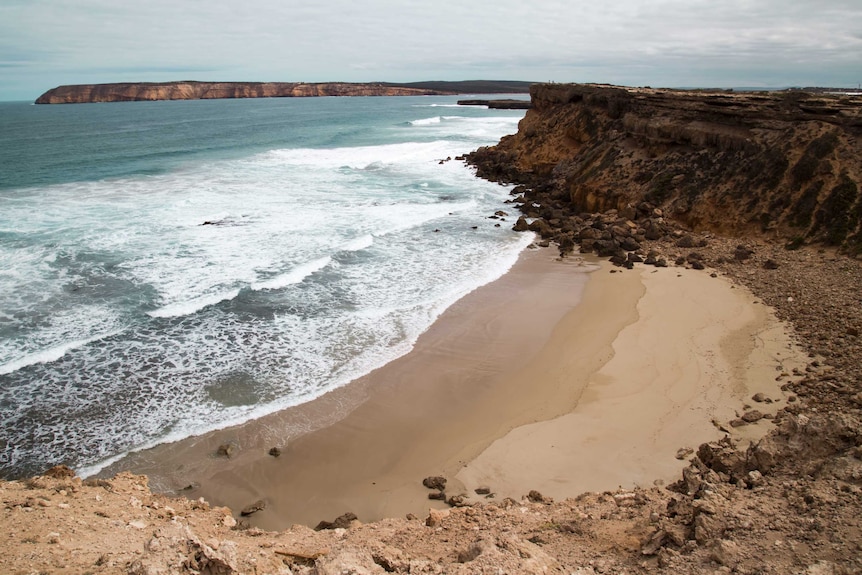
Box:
[102,248,804,530]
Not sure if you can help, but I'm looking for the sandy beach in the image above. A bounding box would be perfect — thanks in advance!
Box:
[102,246,805,531]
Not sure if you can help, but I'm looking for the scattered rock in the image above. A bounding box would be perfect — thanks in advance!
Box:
[734,246,754,261]
[676,235,697,248]
[422,476,447,490]
[240,499,266,516]
[446,494,470,507]
[267,447,281,457]
[742,410,764,423]
[315,512,358,531]
[474,486,491,495]
[216,443,235,458]
[746,470,765,488]
[526,490,552,504]
[425,508,450,527]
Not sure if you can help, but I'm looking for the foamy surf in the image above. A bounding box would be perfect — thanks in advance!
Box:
[0,95,528,479]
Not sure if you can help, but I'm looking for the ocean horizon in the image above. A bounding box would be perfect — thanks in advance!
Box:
[0,95,529,478]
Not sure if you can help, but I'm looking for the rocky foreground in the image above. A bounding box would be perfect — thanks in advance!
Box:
[3,84,861,574]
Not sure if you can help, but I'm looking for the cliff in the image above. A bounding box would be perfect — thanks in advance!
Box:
[34,80,533,104]
[34,82,448,104]
[468,84,862,254]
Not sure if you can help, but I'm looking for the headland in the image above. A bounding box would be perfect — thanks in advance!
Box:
[33,80,533,104]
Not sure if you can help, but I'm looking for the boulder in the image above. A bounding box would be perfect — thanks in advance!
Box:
[526,490,552,504]
[422,476,447,490]
[426,508,450,527]
[446,494,470,507]
[675,235,697,248]
[697,438,746,479]
[240,499,266,516]
[733,245,754,261]
[513,216,530,232]
[315,511,358,531]
[619,236,641,251]
[742,410,764,423]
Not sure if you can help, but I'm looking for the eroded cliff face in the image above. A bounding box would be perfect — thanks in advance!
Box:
[34,82,448,104]
[469,84,862,253]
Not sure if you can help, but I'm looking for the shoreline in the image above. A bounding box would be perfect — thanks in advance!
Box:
[100,246,601,527]
[100,245,805,530]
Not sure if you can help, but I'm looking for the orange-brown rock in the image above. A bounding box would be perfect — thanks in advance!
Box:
[468,83,862,254]
[34,81,452,104]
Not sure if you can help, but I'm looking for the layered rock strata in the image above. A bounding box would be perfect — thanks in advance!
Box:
[468,83,862,256]
[35,81,449,104]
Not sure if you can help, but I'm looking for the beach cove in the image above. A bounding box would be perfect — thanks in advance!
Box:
[101,243,805,530]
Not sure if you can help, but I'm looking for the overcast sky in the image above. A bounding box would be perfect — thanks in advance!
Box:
[1,0,861,100]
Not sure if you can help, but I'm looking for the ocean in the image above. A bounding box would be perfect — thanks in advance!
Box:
[0,95,529,479]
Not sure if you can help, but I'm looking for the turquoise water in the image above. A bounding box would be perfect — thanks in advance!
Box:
[0,96,529,478]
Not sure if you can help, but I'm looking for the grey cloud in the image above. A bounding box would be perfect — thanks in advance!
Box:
[2,0,861,100]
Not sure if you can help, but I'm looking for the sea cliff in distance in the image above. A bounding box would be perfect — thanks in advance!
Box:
[34,80,534,104]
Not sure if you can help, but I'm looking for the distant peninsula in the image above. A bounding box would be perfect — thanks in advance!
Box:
[34,80,533,104]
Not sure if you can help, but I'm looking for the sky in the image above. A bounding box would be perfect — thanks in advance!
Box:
[1,0,861,101]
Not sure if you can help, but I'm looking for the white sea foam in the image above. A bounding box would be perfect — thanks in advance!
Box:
[342,234,374,251]
[409,116,443,126]
[147,288,242,318]
[251,256,332,291]
[0,331,119,376]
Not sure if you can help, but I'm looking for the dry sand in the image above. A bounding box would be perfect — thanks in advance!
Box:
[101,248,805,531]
[456,265,805,499]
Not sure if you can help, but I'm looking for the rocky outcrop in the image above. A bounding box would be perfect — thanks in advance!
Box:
[35,81,451,104]
[457,99,532,109]
[468,83,862,255]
